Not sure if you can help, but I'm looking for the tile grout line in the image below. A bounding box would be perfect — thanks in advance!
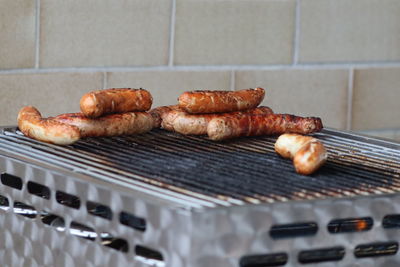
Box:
[346,68,355,131]
[292,0,301,64]
[168,0,177,67]
[34,0,41,69]
[230,70,235,90]
[2,62,400,74]
[103,72,108,89]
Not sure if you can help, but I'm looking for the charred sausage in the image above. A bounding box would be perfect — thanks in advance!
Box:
[207,113,323,141]
[178,87,265,114]
[80,88,153,118]
[17,106,81,145]
[52,112,154,137]
[150,105,274,135]
[275,133,327,175]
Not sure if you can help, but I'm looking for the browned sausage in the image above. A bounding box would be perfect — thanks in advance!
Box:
[52,112,154,137]
[17,106,81,145]
[80,88,153,118]
[275,133,328,175]
[149,105,178,129]
[178,87,265,114]
[150,105,274,135]
[207,114,323,141]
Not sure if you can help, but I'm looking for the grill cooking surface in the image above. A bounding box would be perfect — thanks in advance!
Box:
[0,127,399,208]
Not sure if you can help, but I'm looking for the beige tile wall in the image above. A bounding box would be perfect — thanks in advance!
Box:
[0,0,36,69]
[174,0,295,65]
[0,0,399,141]
[300,0,400,63]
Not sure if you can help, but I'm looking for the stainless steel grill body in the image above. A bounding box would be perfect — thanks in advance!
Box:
[0,127,399,266]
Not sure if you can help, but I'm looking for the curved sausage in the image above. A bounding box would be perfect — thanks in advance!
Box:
[52,112,154,137]
[275,133,327,175]
[80,88,153,118]
[178,87,265,114]
[207,113,323,141]
[150,106,274,135]
[17,106,81,145]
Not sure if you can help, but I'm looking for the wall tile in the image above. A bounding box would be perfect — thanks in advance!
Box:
[0,0,36,69]
[300,0,400,63]
[40,0,171,67]
[235,69,349,129]
[107,71,231,107]
[352,67,400,130]
[360,129,398,142]
[0,73,103,125]
[174,0,295,65]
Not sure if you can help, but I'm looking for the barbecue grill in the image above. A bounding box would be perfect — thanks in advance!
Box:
[0,126,399,266]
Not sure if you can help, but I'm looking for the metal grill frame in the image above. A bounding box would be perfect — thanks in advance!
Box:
[0,127,400,266]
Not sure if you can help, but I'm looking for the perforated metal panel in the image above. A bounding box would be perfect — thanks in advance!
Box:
[0,127,400,266]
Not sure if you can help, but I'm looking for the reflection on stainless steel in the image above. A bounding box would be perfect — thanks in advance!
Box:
[0,194,9,211]
[134,256,165,267]
[13,202,38,218]
[41,211,65,232]
[70,221,97,241]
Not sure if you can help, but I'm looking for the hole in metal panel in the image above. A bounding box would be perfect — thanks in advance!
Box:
[27,181,50,199]
[0,194,10,211]
[240,252,288,267]
[100,232,129,252]
[354,242,399,258]
[56,191,80,209]
[119,211,146,232]
[382,214,400,229]
[1,173,22,190]
[135,245,165,267]
[86,201,112,220]
[298,247,345,264]
[41,211,65,232]
[270,222,318,239]
[13,201,38,219]
[70,221,96,241]
[327,217,373,233]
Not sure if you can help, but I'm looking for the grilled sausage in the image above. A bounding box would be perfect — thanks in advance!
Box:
[149,105,177,129]
[207,114,323,141]
[150,105,274,135]
[17,106,81,145]
[80,88,153,118]
[52,112,154,137]
[275,133,327,175]
[178,87,265,114]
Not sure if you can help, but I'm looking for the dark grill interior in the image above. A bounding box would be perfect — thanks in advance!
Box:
[1,127,399,208]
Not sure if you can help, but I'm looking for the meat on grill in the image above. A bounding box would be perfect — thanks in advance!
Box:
[150,105,274,135]
[17,106,81,145]
[178,87,265,114]
[52,112,154,138]
[80,88,153,118]
[275,133,328,175]
[207,114,323,141]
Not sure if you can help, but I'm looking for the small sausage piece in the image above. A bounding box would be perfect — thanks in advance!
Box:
[80,88,153,118]
[17,106,81,145]
[178,87,265,114]
[275,133,328,175]
[150,105,274,135]
[52,112,154,138]
[207,113,323,141]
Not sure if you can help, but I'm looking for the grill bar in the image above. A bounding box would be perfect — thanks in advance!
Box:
[0,127,399,209]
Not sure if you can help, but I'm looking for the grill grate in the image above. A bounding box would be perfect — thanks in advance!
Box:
[0,127,399,208]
